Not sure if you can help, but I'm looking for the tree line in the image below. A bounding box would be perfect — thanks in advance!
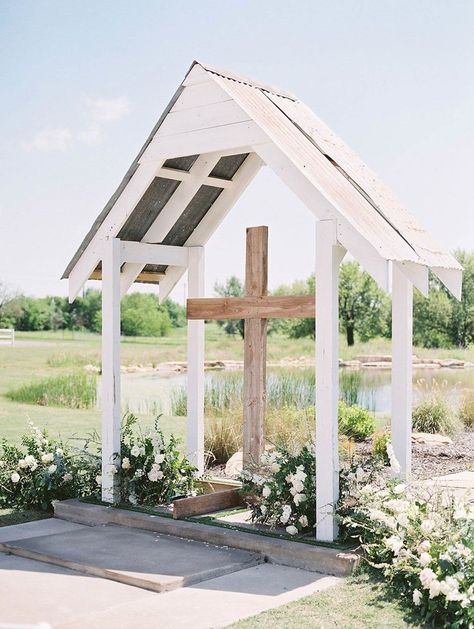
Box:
[1,249,472,347]
[214,250,474,349]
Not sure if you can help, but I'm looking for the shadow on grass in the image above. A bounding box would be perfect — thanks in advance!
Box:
[0,508,52,528]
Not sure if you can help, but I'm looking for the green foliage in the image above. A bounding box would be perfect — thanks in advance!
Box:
[338,400,376,441]
[214,276,245,337]
[339,261,390,346]
[458,391,474,429]
[412,398,460,435]
[274,275,315,339]
[447,250,474,349]
[372,432,390,463]
[413,279,453,348]
[0,422,100,510]
[6,373,97,409]
[338,462,474,627]
[240,444,316,535]
[118,413,196,505]
[120,293,171,337]
[162,298,186,328]
[339,369,363,406]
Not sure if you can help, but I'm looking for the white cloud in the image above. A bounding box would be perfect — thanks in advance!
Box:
[22,95,130,152]
[84,96,130,122]
[22,128,74,152]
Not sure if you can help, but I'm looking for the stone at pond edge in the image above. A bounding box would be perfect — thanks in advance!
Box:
[411,432,453,446]
[225,451,243,477]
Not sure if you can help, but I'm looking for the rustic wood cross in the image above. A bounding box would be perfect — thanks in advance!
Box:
[187,226,315,466]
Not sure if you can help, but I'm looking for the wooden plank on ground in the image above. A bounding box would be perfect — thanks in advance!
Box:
[173,488,242,519]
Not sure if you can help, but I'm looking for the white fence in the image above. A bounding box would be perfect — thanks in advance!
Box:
[0,328,15,346]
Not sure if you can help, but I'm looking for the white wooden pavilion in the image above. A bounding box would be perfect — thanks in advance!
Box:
[63,61,462,542]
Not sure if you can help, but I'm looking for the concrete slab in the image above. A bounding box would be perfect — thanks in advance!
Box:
[0,524,262,593]
[0,518,85,544]
[0,552,340,629]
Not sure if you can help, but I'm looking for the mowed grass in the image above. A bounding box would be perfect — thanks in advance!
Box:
[1,324,474,444]
[231,574,420,629]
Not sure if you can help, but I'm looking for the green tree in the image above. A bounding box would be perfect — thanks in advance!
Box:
[413,279,452,348]
[162,298,186,328]
[274,275,315,339]
[338,262,389,346]
[120,293,171,337]
[214,276,245,338]
[446,250,474,348]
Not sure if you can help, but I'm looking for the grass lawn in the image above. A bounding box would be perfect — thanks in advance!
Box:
[0,508,51,527]
[231,573,420,628]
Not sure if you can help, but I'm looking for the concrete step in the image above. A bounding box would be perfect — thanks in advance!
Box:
[0,523,263,593]
[54,499,359,577]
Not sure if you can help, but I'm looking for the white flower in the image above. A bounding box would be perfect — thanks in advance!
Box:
[384,499,409,514]
[429,580,441,599]
[396,513,409,528]
[25,455,36,468]
[11,472,20,483]
[291,479,304,493]
[280,505,292,524]
[18,459,28,469]
[420,519,435,536]
[121,457,131,470]
[41,453,54,464]
[56,448,63,457]
[294,466,307,482]
[413,589,422,605]
[154,453,165,465]
[260,505,267,515]
[134,469,144,478]
[48,464,57,474]
[286,525,298,536]
[147,468,164,482]
[130,445,141,457]
[386,442,401,475]
[0,461,4,468]
[262,485,271,499]
[128,494,138,505]
[417,540,431,554]
[385,535,404,556]
[293,493,307,506]
[62,472,73,482]
[419,552,432,567]
[299,515,308,528]
[95,475,102,485]
[419,568,437,589]
[393,483,406,495]
[355,467,368,482]
[439,576,461,601]
[270,462,281,473]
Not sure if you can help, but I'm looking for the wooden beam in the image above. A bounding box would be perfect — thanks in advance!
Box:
[243,226,268,467]
[120,241,188,267]
[101,238,121,504]
[391,264,413,479]
[315,220,346,542]
[90,270,165,283]
[187,295,315,320]
[157,167,233,189]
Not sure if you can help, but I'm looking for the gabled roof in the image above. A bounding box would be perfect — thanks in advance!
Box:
[64,60,462,301]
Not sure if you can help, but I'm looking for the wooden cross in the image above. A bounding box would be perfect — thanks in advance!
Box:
[187,226,315,466]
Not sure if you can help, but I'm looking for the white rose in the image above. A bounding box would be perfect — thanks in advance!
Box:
[429,580,441,599]
[154,453,165,464]
[48,464,57,474]
[420,520,435,535]
[419,568,436,589]
[11,472,20,483]
[417,540,431,554]
[299,515,308,528]
[385,535,404,556]
[393,483,406,495]
[262,485,271,498]
[0,461,4,468]
[18,459,28,469]
[62,473,73,482]
[413,589,422,605]
[260,505,267,515]
[291,479,304,493]
[41,453,54,464]
[293,493,307,506]
[286,525,298,536]
[121,457,131,470]
[129,494,138,505]
[130,445,141,457]
[419,552,432,567]
[25,455,36,468]
[270,462,281,473]
[56,448,63,457]
[95,475,102,485]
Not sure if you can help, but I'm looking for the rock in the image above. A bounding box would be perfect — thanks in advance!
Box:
[225,451,243,477]
[84,364,100,374]
[361,362,392,369]
[340,360,361,368]
[356,355,393,364]
[411,432,453,446]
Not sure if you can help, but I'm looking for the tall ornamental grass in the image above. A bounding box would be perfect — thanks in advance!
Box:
[6,373,97,409]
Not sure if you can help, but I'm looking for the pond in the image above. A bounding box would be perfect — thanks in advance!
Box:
[119,366,474,418]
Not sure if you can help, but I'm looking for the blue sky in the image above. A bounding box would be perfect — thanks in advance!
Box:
[1,0,473,301]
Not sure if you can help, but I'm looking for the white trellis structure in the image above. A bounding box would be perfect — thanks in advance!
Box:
[64,61,462,542]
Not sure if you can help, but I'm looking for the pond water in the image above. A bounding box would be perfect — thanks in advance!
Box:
[118,367,474,417]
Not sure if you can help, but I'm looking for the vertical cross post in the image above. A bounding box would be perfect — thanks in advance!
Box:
[101,237,121,503]
[243,226,268,466]
[187,246,205,474]
[391,264,413,479]
[315,220,345,542]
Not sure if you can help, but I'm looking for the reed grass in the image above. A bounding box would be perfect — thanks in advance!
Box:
[5,373,97,410]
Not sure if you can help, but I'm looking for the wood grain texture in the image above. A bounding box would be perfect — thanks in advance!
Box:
[187,295,315,320]
[172,488,242,519]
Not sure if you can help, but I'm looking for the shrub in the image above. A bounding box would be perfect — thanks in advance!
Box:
[458,391,474,429]
[5,373,97,409]
[240,444,316,535]
[0,422,100,510]
[338,462,474,627]
[338,400,375,441]
[120,293,171,337]
[205,414,242,466]
[412,398,459,435]
[117,414,196,505]
[372,431,390,463]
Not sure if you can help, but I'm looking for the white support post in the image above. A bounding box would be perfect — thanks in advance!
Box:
[391,263,413,479]
[187,246,205,474]
[101,237,122,502]
[315,220,345,542]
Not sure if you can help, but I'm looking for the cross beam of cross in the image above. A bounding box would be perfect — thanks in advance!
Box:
[187,226,315,465]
